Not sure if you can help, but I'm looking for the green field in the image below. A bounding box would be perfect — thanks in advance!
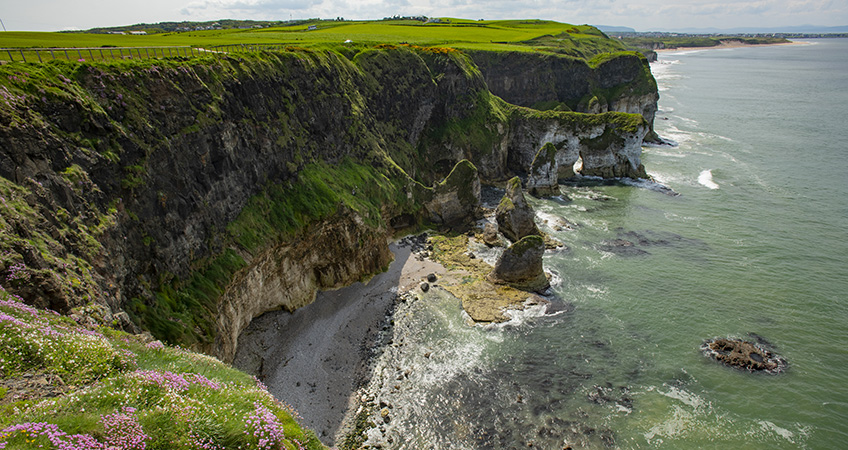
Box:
[0,18,625,61]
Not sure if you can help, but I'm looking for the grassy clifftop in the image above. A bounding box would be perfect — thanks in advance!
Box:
[0,287,325,449]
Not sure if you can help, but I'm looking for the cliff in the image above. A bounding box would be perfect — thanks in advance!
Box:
[0,45,651,362]
[468,50,661,143]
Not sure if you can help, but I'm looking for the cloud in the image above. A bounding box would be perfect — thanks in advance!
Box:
[181,0,324,16]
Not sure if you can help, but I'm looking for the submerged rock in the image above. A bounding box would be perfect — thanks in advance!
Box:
[488,235,549,293]
[496,177,541,242]
[702,337,787,374]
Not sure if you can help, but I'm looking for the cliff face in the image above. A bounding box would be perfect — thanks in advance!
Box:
[0,46,651,360]
[469,51,659,143]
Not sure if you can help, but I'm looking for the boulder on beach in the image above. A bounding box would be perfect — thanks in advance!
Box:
[488,235,549,293]
[495,177,540,243]
[701,337,787,374]
[481,222,502,247]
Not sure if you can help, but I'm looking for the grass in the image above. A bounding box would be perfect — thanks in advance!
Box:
[0,19,624,61]
[0,286,324,449]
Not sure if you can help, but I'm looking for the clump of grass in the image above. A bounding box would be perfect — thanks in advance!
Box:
[0,286,325,449]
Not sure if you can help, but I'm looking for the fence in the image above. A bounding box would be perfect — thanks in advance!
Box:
[0,44,317,64]
[0,46,202,63]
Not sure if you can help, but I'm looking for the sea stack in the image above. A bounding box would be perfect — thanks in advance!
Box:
[488,235,549,293]
[495,176,541,242]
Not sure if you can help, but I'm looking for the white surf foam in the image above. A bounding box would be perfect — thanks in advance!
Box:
[698,169,720,190]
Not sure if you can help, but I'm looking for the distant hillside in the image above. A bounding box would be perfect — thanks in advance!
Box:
[596,25,636,33]
[69,18,305,34]
[651,25,848,34]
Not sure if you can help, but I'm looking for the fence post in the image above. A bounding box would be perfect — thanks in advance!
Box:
[88,49,94,60]
[145,48,150,59]
[109,49,114,59]
[119,49,123,58]
[35,49,42,63]
[77,49,82,61]
[64,49,70,60]
[50,49,55,60]
[19,49,26,63]
[6,50,13,62]
[99,49,104,60]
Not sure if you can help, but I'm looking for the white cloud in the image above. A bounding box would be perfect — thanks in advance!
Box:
[181,0,325,18]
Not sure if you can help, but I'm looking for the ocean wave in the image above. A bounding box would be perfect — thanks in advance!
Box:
[698,169,720,190]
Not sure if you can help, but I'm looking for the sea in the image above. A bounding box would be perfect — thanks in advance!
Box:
[356,39,848,449]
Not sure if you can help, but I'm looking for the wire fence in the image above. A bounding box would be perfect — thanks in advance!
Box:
[0,46,206,63]
[0,44,314,64]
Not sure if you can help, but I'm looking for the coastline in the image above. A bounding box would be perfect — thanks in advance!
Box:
[654,39,809,53]
[232,236,447,445]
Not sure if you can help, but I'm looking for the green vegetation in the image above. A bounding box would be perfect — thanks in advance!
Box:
[226,158,409,253]
[0,288,325,449]
[0,19,625,61]
[127,158,416,349]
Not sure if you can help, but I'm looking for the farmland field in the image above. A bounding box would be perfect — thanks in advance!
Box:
[0,19,626,62]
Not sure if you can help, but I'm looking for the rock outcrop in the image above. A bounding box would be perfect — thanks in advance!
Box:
[496,177,541,242]
[702,337,788,374]
[507,113,648,180]
[424,159,482,227]
[526,142,559,196]
[469,50,660,144]
[488,235,549,293]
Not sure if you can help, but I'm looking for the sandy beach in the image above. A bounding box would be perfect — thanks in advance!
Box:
[232,236,447,445]
[655,40,809,53]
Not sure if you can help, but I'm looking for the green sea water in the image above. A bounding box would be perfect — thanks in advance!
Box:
[364,39,848,449]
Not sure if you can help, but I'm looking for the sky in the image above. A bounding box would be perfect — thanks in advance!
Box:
[2,0,846,32]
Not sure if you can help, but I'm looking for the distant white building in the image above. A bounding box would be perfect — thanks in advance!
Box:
[130,31,147,35]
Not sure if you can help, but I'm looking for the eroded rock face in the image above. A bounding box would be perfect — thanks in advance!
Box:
[470,51,659,143]
[526,142,559,197]
[216,208,391,363]
[496,177,541,243]
[424,159,482,227]
[488,235,549,292]
[702,338,788,374]
[507,113,648,180]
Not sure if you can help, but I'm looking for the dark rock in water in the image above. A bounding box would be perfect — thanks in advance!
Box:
[419,282,429,292]
[599,239,649,256]
[702,337,787,374]
[488,235,549,292]
[496,177,541,243]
